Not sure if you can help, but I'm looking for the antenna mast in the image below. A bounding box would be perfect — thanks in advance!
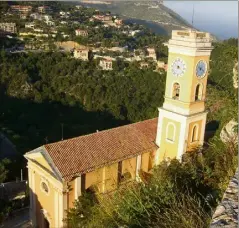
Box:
[192,3,195,27]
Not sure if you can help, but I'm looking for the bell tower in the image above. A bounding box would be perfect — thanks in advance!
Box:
[155,30,213,162]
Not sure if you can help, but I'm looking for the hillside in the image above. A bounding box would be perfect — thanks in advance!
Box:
[80,1,192,35]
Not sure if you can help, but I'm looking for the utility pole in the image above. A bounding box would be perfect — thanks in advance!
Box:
[21,169,23,181]
[61,123,64,140]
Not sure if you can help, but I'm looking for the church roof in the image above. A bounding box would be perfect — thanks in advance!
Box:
[44,118,158,181]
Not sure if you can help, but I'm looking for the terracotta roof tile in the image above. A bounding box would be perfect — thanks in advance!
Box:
[44,118,158,181]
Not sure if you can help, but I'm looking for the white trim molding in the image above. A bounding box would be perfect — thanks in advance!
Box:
[136,155,142,182]
[75,176,82,200]
[54,191,59,228]
[59,192,64,228]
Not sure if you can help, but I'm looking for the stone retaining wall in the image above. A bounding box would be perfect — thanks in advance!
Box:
[210,169,238,227]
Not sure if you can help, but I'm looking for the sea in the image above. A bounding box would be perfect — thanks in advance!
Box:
[164,1,238,40]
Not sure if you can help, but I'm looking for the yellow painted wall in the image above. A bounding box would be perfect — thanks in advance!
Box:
[122,157,137,179]
[141,152,150,172]
[148,151,156,171]
[165,53,210,110]
[68,180,75,209]
[85,167,104,192]
[34,156,53,173]
[104,163,118,192]
[141,151,156,172]
[159,117,181,161]
[34,170,55,228]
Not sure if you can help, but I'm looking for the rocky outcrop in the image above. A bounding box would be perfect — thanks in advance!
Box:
[233,62,238,89]
[220,120,238,144]
[210,169,238,227]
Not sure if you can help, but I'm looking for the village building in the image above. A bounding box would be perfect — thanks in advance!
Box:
[156,61,168,71]
[75,5,82,10]
[46,20,55,26]
[25,22,35,29]
[99,58,113,70]
[75,29,88,37]
[25,29,213,228]
[140,62,150,69]
[20,14,27,19]
[93,15,112,22]
[114,18,123,26]
[0,23,17,34]
[73,48,89,61]
[34,28,44,33]
[38,6,52,14]
[147,48,157,61]
[42,15,52,22]
[30,13,43,20]
[60,21,68,25]
[10,5,32,13]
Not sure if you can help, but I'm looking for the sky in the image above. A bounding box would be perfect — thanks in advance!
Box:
[163,1,238,40]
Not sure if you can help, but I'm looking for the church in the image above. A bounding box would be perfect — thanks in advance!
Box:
[24,29,213,228]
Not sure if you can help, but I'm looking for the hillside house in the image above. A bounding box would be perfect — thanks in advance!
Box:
[75,29,88,37]
[25,22,35,29]
[99,58,113,70]
[0,23,17,34]
[38,6,52,14]
[156,61,168,71]
[93,15,112,22]
[30,13,43,20]
[115,18,123,26]
[147,48,157,61]
[10,5,32,13]
[74,48,89,61]
[140,62,149,69]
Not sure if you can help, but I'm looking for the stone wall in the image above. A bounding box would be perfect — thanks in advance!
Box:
[210,169,238,227]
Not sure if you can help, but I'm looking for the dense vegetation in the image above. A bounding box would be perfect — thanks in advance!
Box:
[66,139,237,228]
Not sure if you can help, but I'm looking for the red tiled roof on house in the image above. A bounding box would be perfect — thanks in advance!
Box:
[44,118,158,181]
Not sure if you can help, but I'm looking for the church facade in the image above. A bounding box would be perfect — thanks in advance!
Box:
[24,29,213,228]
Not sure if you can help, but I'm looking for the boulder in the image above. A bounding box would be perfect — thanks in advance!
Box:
[220,120,238,144]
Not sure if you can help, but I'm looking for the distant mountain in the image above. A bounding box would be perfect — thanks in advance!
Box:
[80,1,193,35]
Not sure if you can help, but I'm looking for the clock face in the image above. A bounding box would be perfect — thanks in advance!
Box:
[171,58,186,77]
[196,60,207,78]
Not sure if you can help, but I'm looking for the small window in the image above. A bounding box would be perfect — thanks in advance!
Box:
[166,123,175,142]
[41,181,49,195]
[195,84,203,101]
[172,83,180,100]
[191,125,198,142]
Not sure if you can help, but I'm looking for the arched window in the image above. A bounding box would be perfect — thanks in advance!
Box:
[172,83,180,100]
[191,125,199,142]
[195,84,203,101]
[166,123,176,142]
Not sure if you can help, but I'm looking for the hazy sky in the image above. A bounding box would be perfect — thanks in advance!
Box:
[164,1,238,39]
